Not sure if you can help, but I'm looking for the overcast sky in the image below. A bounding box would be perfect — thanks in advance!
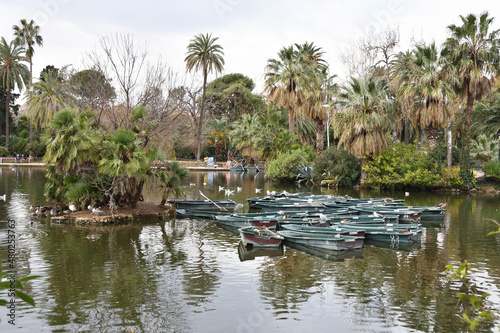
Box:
[1,0,499,94]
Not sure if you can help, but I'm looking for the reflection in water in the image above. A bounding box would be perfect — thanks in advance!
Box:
[1,168,500,332]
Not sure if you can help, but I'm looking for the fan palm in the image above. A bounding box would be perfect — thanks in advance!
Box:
[264,45,306,135]
[472,92,500,160]
[334,76,394,179]
[13,19,43,156]
[228,113,262,159]
[443,11,500,184]
[0,37,29,152]
[185,33,225,161]
[394,43,458,149]
[27,70,74,128]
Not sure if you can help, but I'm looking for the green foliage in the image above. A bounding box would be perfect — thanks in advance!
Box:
[484,160,500,179]
[296,164,314,185]
[157,160,189,205]
[267,150,309,183]
[445,260,497,331]
[470,134,499,162]
[312,146,361,187]
[363,143,441,189]
[440,166,463,188]
[1,260,40,307]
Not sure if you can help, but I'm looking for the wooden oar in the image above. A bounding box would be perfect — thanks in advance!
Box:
[199,190,229,212]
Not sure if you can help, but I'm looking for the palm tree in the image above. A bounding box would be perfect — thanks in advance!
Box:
[264,45,305,135]
[333,76,394,180]
[13,19,43,157]
[0,37,29,152]
[228,113,262,159]
[394,43,458,149]
[158,161,189,206]
[185,33,225,161]
[301,65,338,154]
[27,70,73,129]
[391,50,414,144]
[206,117,229,158]
[444,11,500,185]
[470,133,499,162]
[473,92,500,160]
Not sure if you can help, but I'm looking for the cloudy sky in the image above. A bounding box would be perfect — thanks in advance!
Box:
[1,0,499,94]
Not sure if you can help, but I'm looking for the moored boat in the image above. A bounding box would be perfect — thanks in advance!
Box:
[168,199,236,211]
[238,226,284,247]
[277,230,364,251]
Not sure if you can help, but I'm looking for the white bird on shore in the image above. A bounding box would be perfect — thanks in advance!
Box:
[0,194,6,201]
[69,204,77,212]
[236,187,242,192]
[92,207,104,214]
[405,192,410,197]
[219,186,225,192]
[255,188,262,193]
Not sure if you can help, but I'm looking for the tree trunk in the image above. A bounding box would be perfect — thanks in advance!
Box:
[5,89,10,152]
[426,127,438,150]
[196,68,208,161]
[288,106,295,135]
[315,119,325,154]
[447,119,452,167]
[131,179,145,208]
[29,59,33,161]
[404,109,409,145]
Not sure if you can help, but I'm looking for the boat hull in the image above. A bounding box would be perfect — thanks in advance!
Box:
[239,227,284,247]
[278,230,364,251]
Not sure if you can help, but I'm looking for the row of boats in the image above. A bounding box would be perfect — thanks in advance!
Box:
[169,192,446,253]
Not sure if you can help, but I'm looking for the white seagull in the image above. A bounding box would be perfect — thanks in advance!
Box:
[189,183,196,186]
[225,189,234,196]
[219,186,225,192]
[68,204,77,212]
[255,188,262,193]
[236,187,242,192]
[234,203,244,211]
[0,194,6,201]
[405,192,410,197]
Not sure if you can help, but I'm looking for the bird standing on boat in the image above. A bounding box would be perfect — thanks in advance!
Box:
[234,203,244,211]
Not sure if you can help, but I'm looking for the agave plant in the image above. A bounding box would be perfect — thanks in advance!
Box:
[296,164,314,184]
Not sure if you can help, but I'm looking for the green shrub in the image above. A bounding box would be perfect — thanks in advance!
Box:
[484,160,500,179]
[440,166,463,188]
[267,150,309,182]
[364,143,441,189]
[312,146,361,186]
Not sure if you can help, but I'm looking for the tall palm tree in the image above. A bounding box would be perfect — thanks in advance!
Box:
[0,37,29,152]
[185,33,225,161]
[394,43,458,149]
[333,76,394,180]
[444,11,500,184]
[13,19,43,157]
[264,45,305,135]
[27,70,74,129]
[391,50,414,144]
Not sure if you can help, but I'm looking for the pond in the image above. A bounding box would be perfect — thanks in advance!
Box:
[1,167,500,332]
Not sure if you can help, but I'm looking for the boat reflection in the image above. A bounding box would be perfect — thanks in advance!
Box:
[238,241,284,261]
[283,241,364,262]
[364,239,422,251]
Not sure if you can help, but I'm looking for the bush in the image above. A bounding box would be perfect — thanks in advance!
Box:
[312,146,361,186]
[364,143,441,190]
[267,150,309,182]
[484,160,500,180]
[440,166,463,188]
